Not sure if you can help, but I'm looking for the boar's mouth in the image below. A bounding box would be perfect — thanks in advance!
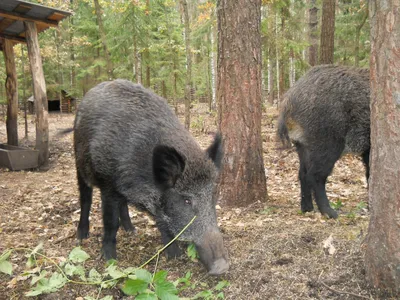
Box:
[195,229,229,276]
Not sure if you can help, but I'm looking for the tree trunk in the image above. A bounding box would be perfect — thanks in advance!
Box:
[3,38,18,146]
[354,8,368,67]
[319,0,335,64]
[210,22,217,111]
[24,21,49,167]
[21,46,28,139]
[69,0,76,94]
[180,0,192,130]
[93,0,113,79]
[365,0,400,292]
[217,0,267,207]
[308,0,318,66]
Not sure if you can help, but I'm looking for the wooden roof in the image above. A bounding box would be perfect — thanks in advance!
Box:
[0,0,72,49]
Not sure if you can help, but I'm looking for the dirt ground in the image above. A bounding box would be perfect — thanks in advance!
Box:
[0,105,398,299]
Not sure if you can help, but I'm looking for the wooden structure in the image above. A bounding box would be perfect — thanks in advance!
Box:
[0,0,71,167]
[28,89,76,114]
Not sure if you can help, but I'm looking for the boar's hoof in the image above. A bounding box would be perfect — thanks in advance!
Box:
[121,223,136,234]
[301,204,314,213]
[102,244,117,260]
[165,242,182,259]
[77,225,89,240]
[321,207,338,219]
[208,258,229,276]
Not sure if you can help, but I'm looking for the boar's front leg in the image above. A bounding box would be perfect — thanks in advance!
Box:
[101,188,121,260]
[157,221,182,259]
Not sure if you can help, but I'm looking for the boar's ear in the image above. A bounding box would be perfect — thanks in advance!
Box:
[206,133,223,169]
[153,145,186,190]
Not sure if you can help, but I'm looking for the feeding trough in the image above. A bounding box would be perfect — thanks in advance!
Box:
[0,144,39,171]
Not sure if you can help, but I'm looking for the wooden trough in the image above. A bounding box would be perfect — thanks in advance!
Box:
[0,144,39,171]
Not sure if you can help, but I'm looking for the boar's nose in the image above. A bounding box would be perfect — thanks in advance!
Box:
[208,258,229,276]
[196,228,229,275]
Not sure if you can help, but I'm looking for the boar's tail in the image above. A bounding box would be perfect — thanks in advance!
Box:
[277,105,292,149]
[57,128,74,136]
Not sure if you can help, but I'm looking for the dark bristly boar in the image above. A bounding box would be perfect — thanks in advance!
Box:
[277,65,370,219]
[73,79,229,275]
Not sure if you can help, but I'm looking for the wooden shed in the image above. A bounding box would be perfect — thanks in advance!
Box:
[28,89,76,114]
[0,0,71,167]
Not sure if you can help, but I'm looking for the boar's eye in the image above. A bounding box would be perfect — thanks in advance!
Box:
[184,199,191,205]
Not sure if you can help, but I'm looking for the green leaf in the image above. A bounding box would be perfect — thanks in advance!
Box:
[135,268,152,283]
[214,280,229,291]
[192,290,213,299]
[88,268,102,282]
[136,290,158,300]
[64,263,78,276]
[121,278,148,296]
[155,280,179,300]
[30,270,48,286]
[105,264,125,279]
[26,256,36,269]
[100,296,113,300]
[0,249,12,262]
[216,292,225,299]
[0,260,12,275]
[187,243,198,261]
[68,247,90,263]
[153,270,168,284]
[26,272,67,296]
[123,266,136,274]
[64,263,86,280]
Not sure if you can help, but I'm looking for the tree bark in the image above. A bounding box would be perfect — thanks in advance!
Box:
[24,21,49,167]
[3,38,18,146]
[308,0,318,66]
[180,0,192,130]
[217,0,267,207]
[319,0,336,64]
[93,0,113,79]
[365,0,400,292]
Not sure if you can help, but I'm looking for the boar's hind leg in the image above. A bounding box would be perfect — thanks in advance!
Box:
[362,149,370,183]
[101,188,121,260]
[157,221,182,259]
[295,143,313,213]
[119,199,135,233]
[77,172,93,240]
[307,144,343,219]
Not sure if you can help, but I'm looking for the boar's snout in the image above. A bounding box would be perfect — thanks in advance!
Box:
[196,229,229,276]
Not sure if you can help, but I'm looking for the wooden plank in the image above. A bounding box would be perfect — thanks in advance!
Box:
[2,38,19,146]
[0,33,26,43]
[0,9,58,28]
[0,18,16,32]
[47,12,65,22]
[24,21,49,167]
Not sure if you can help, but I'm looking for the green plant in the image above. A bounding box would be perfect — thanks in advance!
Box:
[356,201,367,210]
[330,200,344,210]
[0,216,230,299]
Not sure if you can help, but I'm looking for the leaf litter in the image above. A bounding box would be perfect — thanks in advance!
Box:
[0,105,398,299]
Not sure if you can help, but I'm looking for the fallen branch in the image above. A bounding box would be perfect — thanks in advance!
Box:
[319,281,371,299]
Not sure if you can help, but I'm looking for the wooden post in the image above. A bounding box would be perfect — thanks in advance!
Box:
[3,38,19,146]
[24,21,49,167]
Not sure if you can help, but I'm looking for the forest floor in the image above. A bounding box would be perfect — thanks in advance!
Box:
[0,104,398,300]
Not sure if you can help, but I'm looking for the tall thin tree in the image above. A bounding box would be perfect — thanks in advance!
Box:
[365,0,400,292]
[308,0,318,66]
[319,0,336,64]
[217,0,267,207]
[93,0,114,79]
[180,0,192,129]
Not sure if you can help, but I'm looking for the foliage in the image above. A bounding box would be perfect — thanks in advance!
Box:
[0,216,229,299]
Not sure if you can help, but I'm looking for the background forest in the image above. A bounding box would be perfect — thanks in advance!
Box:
[0,0,370,110]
